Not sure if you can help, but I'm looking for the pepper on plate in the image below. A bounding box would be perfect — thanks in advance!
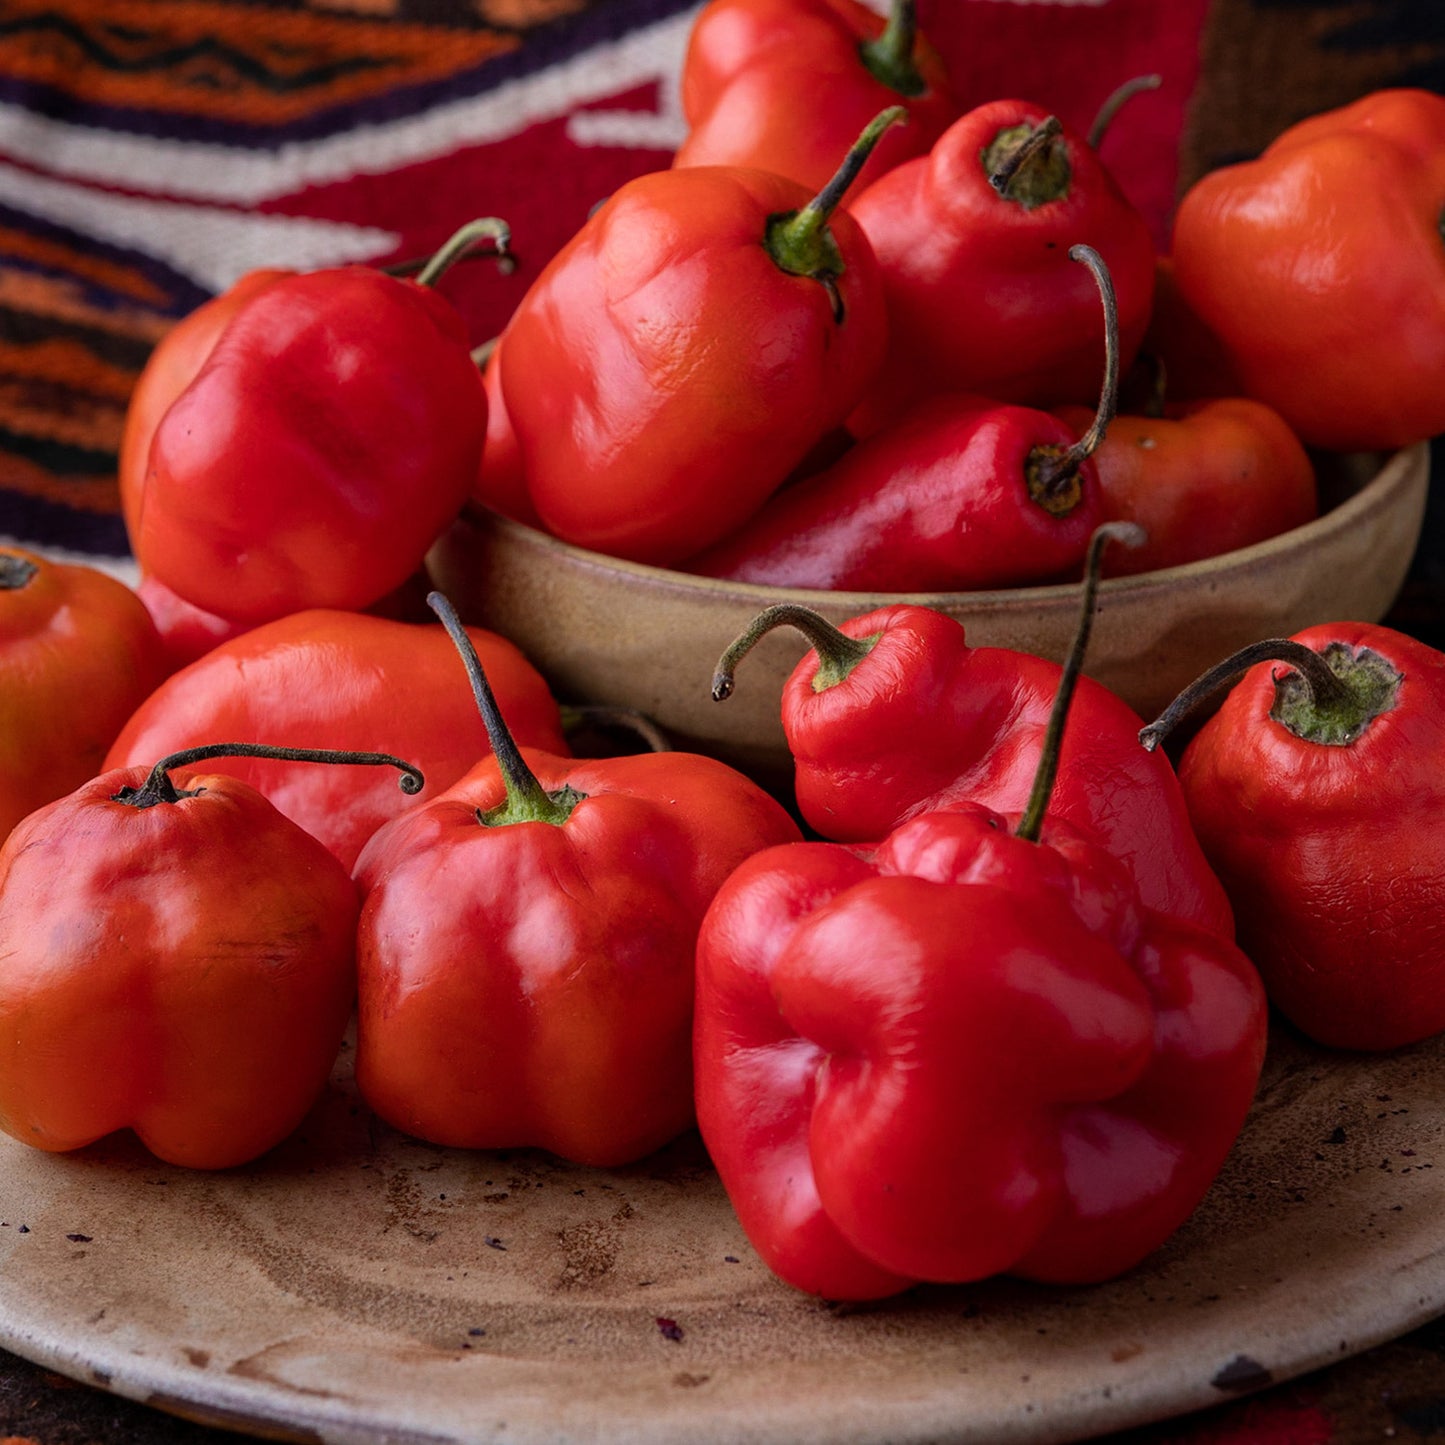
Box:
[104,608,567,871]
[695,527,1267,1299]
[352,594,801,1168]
[1141,622,1445,1051]
[0,742,423,1169]
[0,546,165,840]
[846,98,1155,434]
[127,219,511,625]
[688,243,1117,591]
[673,0,956,194]
[499,111,896,565]
[1169,88,1445,452]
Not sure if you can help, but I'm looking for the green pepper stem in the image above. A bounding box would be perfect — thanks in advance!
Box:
[1027,244,1120,509]
[766,106,908,321]
[0,553,38,590]
[414,218,514,288]
[858,0,926,98]
[427,591,582,827]
[713,604,881,701]
[1015,521,1145,843]
[1138,639,1360,753]
[114,743,424,810]
[1087,74,1162,150]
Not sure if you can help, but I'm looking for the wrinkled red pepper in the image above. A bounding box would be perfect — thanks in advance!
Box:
[696,538,1265,1298]
[713,595,1233,939]
[1142,621,1445,1051]
[500,113,893,564]
[674,0,956,194]
[353,595,801,1167]
[0,742,422,1169]
[847,98,1155,434]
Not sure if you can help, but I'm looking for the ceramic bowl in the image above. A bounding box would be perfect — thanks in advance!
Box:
[428,443,1430,781]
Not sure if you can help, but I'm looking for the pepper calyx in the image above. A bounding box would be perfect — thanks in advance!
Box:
[985,117,1071,209]
[0,554,38,590]
[1269,642,1401,746]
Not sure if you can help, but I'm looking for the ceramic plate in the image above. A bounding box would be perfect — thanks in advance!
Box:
[1,1024,1443,1445]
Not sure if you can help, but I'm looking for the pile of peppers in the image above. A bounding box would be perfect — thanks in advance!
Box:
[1,0,1444,1315]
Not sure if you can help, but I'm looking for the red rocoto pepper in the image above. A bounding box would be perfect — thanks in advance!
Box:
[846,99,1156,434]
[500,113,893,564]
[689,243,1116,590]
[695,580,1266,1299]
[0,742,423,1169]
[1051,391,1317,577]
[712,543,1233,939]
[1141,622,1445,1051]
[129,220,509,625]
[0,546,165,840]
[353,596,801,1167]
[674,0,956,195]
[104,608,567,870]
[1169,88,1445,452]
[470,332,539,527]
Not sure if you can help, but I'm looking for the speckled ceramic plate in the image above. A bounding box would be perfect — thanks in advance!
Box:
[1,1024,1443,1445]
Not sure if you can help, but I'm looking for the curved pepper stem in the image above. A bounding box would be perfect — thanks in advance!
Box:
[766,106,908,322]
[858,0,927,99]
[0,553,38,590]
[1027,243,1121,514]
[428,591,584,828]
[1087,74,1162,150]
[987,115,1068,208]
[114,742,424,810]
[561,703,673,755]
[414,217,514,288]
[712,604,881,702]
[1015,521,1146,843]
[1138,637,1399,752]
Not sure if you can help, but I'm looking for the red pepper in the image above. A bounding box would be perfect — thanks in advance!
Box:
[1051,391,1317,576]
[104,608,567,870]
[689,243,1116,590]
[0,742,422,1169]
[353,595,801,1167]
[696,543,1265,1298]
[500,113,893,564]
[1169,88,1445,452]
[129,220,508,624]
[712,563,1233,940]
[846,99,1155,434]
[470,332,539,528]
[0,547,165,840]
[1141,622,1445,1051]
[674,0,956,195]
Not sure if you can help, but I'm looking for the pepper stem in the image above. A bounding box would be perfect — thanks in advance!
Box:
[114,743,424,810]
[560,703,672,755]
[1015,521,1145,843]
[0,553,38,589]
[1087,74,1162,149]
[427,591,582,827]
[987,115,1067,208]
[414,218,514,288]
[858,0,926,99]
[712,603,881,701]
[1138,638,1396,752]
[765,106,908,322]
[1026,244,1120,513]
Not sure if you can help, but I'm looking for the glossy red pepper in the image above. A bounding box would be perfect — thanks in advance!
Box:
[1051,392,1317,576]
[674,0,956,195]
[0,547,165,840]
[696,567,1266,1299]
[1142,622,1445,1051]
[353,596,801,1167]
[0,743,422,1169]
[500,114,892,564]
[712,555,1233,939]
[847,99,1155,434]
[104,608,567,870]
[128,220,508,624]
[470,332,539,527]
[1170,89,1445,452]
[689,243,1116,590]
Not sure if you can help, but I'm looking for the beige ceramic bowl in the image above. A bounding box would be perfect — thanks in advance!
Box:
[429,443,1429,780]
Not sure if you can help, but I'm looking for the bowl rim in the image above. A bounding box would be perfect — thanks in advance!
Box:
[463,443,1429,612]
